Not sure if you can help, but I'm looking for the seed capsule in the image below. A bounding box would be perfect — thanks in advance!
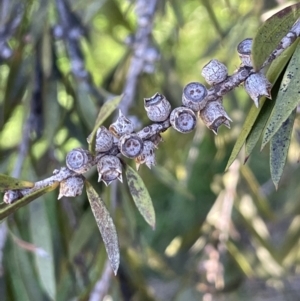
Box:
[182,82,208,111]
[201,60,228,85]
[118,134,144,159]
[244,72,272,107]
[144,93,171,122]
[135,140,156,170]
[97,155,123,186]
[58,175,84,199]
[170,107,197,133]
[87,126,114,153]
[66,148,94,174]
[199,98,232,134]
[3,190,23,204]
[237,38,253,67]
[109,110,134,138]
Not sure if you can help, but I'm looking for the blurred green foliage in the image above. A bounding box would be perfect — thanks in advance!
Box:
[1,0,300,300]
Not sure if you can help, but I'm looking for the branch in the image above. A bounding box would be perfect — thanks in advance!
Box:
[120,0,158,115]
[2,9,300,207]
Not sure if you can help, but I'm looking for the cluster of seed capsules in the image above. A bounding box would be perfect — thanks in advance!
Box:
[3,38,273,203]
[59,38,273,197]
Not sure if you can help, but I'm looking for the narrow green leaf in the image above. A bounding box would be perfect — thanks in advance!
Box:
[270,109,296,189]
[85,181,119,275]
[44,79,61,146]
[0,182,59,220]
[152,166,195,201]
[76,82,98,130]
[29,200,56,300]
[278,215,300,262]
[225,103,264,171]
[5,239,31,301]
[226,240,254,277]
[87,94,123,154]
[245,99,275,162]
[0,174,34,191]
[252,3,300,70]
[68,209,97,260]
[6,226,45,301]
[261,42,300,150]
[240,165,275,220]
[237,198,282,268]
[125,164,156,229]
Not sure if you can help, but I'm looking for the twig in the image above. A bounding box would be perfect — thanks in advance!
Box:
[3,9,300,206]
[0,61,288,203]
[260,18,300,69]
[119,0,158,115]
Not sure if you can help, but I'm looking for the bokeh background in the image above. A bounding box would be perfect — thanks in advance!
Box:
[1,0,300,300]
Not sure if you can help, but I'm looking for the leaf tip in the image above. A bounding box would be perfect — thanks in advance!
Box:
[260,141,267,151]
[112,263,119,276]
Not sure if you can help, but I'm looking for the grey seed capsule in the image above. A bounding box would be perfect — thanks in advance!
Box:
[135,140,156,170]
[109,110,134,138]
[97,155,122,185]
[199,98,232,135]
[237,38,253,67]
[144,93,172,122]
[86,126,114,153]
[201,60,228,85]
[244,72,272,107]
[182,82,208,111]
[58,176,84,199]
[170,107,197,133]
[118,134,144,159]
[66,148,93,174]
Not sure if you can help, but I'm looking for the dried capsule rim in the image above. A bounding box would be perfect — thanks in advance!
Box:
[170,107,197,133]
[119,134,144,159]
[183,82,207,102]
[144,93,165,107]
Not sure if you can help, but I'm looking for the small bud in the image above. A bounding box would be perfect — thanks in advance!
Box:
[244,72,272,107]
[58,176,84,199]
[144,93,171,122]
[97,155,123,186]
[135,141,156,170]
[237,38,253,67]
[87,126,114,153]
[201,60,228,85]
[182,82,208,111]
[3,190,23,204]
[66,148,94,174]
[199,99,232,134]
[170,107,197,133]
[109,110,134,138]
[118,134,144,159]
